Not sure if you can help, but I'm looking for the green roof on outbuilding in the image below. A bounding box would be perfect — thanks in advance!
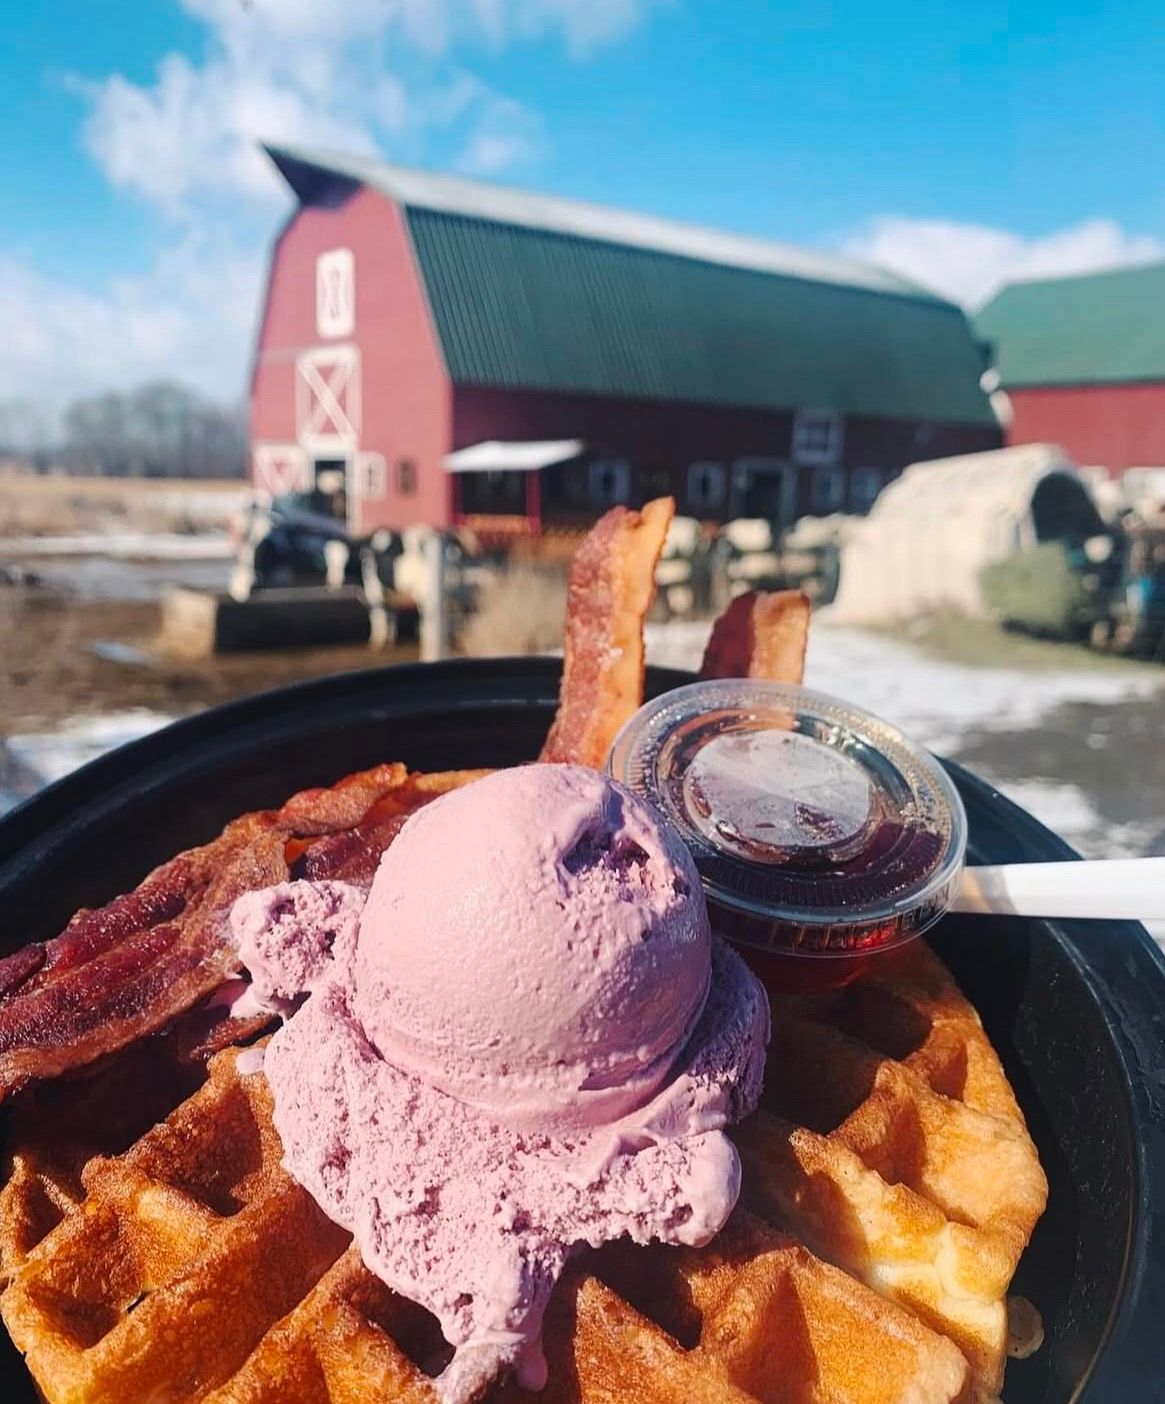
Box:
[266,143,996,427]
[976,261,1165,389]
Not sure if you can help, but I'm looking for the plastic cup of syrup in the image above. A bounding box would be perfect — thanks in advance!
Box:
[608,680,968,992]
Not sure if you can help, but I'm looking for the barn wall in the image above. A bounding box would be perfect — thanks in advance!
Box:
[250,186,452,532]
[1006,382,1165,474]
[452,386,999,524]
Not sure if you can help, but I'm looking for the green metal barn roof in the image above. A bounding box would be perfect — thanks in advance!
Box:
[976,262,1165,389]
[267,143,996,426]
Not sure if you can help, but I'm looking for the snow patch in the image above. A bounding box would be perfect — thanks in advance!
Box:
[646,620,1160,755]
[4,710,174,803]
[647,617,1164,948]
[0,533,233,561]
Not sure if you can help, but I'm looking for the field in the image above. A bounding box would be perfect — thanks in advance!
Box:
[0,469,247,537]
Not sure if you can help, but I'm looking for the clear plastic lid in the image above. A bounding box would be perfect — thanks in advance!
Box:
[607,680,968,957]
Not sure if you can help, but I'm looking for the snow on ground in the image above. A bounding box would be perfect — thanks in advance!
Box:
[0,533,233,560]
[648,618,1163,867]
[648,620,1160,754]
[0,711,173,814]
[14,554,232,602]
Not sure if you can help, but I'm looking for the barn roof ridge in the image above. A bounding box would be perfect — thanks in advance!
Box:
[976,259,1165,389]
[264,141,943,304]
[980,257,1165,297]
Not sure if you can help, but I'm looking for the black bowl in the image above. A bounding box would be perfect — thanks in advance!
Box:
[1,659,1163,1403]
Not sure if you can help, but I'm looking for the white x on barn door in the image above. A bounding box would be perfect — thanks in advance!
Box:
[253,442,310,497]
[295,344,361,453]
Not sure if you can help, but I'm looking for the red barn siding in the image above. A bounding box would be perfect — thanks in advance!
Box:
[454,385,796,464]
[250,186,452,532]
[453,386,997,523]
[1006,382,1165,474]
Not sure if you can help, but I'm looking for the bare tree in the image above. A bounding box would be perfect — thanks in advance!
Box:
[63,382,246,478]
[0,399,55,468]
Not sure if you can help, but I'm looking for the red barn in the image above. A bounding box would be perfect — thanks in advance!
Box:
[251,143,999,538]
[976,262,1165,476]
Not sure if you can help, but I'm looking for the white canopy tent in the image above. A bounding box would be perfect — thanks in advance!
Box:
[830,443,1098,622]
[442,440,583,473]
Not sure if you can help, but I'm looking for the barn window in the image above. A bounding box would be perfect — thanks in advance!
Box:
[732,458,796,523]
[460,470,527,516]
[643,466,673,500]
[686,462,726,512]
[588,459,630,507]
[793,411,843,467]
[849,467,882,513]
[355,453,387,501]
[397,458,417,495]
[811,464,846,513]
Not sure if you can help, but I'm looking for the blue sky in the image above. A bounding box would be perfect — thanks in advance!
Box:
[2,0,1163,417]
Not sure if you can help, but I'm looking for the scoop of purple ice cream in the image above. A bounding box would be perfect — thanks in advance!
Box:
[230,764,769,1404]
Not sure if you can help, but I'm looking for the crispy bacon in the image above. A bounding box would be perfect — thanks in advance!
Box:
[0,768,471,1102]
[275,762,411,836]
[290,770,488,885]
[700,589,811,685]
[540,497,674,768]
[0,949,45,1002]
[0,823,282,1099]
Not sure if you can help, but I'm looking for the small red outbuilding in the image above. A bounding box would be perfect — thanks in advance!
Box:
[976,262,1165,476]
[251,143,999,537]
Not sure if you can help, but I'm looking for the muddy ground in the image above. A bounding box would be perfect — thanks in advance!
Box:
[956,695,1165,856]
[0,588,417,737]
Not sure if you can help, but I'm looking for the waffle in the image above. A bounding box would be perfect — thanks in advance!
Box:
[0,1005,273,1288]
[738,939,1047,1397]
[1,924,1044,1404]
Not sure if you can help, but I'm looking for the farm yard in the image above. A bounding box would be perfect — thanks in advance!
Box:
[1,471,1162,953]
[1,571,1161,876]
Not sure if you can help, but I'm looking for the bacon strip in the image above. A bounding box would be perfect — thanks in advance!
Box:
[0,768,477,1102]
[700,589,811,685]
[541,497,674,768]
[290,770,490,885]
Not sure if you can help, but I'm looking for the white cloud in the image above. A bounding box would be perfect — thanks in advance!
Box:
[530,0,665,55]
[842,214,1164,308]
[77,57,379,213]
[75,0,662,214]
[472,0,667,56]
[12,0,661,409]
[0,229,264,414]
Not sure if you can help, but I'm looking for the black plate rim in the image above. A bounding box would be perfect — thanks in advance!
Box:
[0,656,1162,1402]
[942,758,1164,1402]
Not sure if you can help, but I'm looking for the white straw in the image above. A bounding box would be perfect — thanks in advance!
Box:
[953,858,1165,921]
